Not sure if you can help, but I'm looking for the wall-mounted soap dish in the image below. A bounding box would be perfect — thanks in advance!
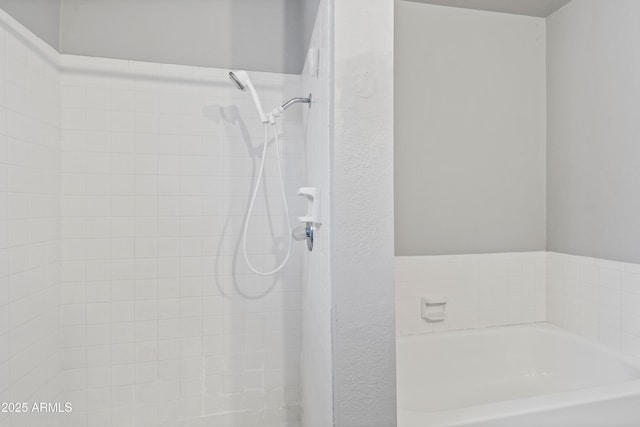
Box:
[421,296,447,322]
[293,187,321,252]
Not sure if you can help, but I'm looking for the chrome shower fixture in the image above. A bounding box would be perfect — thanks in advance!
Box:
[228,70,312,122]
[269,94,312,119]
[281,96,311,110]
[228,69,317,276]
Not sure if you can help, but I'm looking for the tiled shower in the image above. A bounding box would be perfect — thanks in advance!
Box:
[0,13,63,427]
[0,0,343,425]
[58,58,304,425]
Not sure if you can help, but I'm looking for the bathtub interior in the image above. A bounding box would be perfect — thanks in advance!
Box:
[397,324,640,413]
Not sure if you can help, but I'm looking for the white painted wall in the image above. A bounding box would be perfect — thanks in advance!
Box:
[0,8,62,427]
[0,0,320,74]
[58,56,305,426]
[300,0,333,425]
[59,0,310,74]
[403,0,572,18]
[0,0,60,49]
[332,0,396,425]
[547,0,640,264]
[302,0,321,62]
[395,1,547,256]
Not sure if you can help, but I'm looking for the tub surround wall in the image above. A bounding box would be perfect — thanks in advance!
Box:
[0,9,62,427]
[300,0,333,425]
[58,56,304,426]
[395,2,547,256]
[547,0,640,265]
[396,251,640,364]
[547,252,640,360]
[396,252,546,336]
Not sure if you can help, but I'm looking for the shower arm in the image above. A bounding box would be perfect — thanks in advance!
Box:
[281,94,312,110]
[269,94,312,119]
[228,71,311,121]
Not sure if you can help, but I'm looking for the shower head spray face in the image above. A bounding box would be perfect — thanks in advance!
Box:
[228,70,267,123]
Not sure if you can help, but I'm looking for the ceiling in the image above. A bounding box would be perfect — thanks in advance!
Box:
[404,0,573,17]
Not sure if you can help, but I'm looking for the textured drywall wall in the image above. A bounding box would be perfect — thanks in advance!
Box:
[0,0,60,49]
[395,2,547,256]
[332,0,397,425]
[59,0,310,74]
[547,0,640,264]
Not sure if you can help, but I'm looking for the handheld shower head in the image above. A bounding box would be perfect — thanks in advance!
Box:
[228,70,267,123]
[229,72,246,91]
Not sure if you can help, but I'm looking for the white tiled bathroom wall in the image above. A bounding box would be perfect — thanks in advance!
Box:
[0,7,309,427]
[396,251,640,365]
[58,56,305,426]
[547,252,640,359]
[395,252,546,336]
[0,10,62,427]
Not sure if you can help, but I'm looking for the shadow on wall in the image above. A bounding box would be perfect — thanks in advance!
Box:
[226,0,319,73]
[228,0,305,73]
[202,95,302,423]
[202,103,283,300]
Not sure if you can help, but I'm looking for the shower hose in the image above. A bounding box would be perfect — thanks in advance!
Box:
[241,120,293,276]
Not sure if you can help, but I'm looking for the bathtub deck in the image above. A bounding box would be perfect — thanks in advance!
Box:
[397,323,640,426]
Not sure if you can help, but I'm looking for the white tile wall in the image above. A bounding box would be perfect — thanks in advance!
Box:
[0,9,62,427]
[395,252,546,336]
[547,252,640,359]
[299,0,333,426]
[396,250,640,365]
[58,56,305,426]
[0,8,308,427]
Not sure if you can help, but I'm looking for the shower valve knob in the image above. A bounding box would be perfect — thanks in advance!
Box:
[291,222,314,252]
[292,226,308,241]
